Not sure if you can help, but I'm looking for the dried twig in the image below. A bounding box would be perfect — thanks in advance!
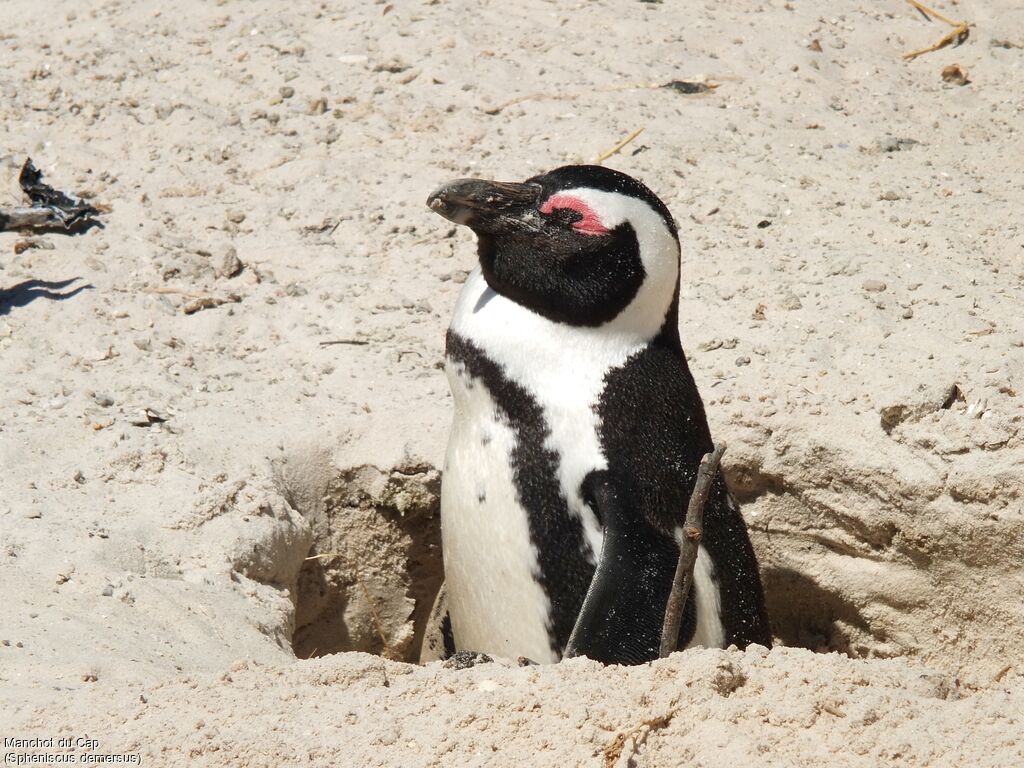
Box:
[603,711,676,768]
[0,158,102,233]
[182,293,241,315]
[595,127,645,165]
[482,80,718,115]
[659,443,726,657]
[318,339,369,347]
[903,0,969,60]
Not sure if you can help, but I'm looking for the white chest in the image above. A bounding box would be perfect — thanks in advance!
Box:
[440,269,649,659]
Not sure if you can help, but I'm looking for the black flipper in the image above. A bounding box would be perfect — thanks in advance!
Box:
[563,471,682,665]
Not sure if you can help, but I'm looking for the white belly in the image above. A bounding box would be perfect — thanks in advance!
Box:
[441,362,560,662]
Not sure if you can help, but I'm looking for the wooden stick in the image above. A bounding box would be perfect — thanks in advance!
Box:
[594,127,645,165]
[907,0,958,27]
[482,79,718,115]
[318,339,369,346]
[659,443,726,658]
[903,0,969,61]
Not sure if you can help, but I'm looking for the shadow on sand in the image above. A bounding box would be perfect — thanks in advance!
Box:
[0,277,93,316]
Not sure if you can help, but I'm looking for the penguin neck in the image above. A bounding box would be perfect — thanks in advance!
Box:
[450,268,677,378]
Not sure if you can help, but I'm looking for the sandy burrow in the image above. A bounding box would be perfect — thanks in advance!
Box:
[1,0,1023,763]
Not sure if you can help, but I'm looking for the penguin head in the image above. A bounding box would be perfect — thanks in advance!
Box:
[427,165,680,331]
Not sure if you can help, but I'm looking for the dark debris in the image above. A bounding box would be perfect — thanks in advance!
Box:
[661,80,714,95]
[442,651,494,670]
[0,158,103,234]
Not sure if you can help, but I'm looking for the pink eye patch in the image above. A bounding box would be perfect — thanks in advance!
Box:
[539,194,610,236]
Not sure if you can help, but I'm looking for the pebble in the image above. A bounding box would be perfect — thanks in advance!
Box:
[941,64,970,86]
[226,210,247,224]
[219,247,244,278]
[93,393,115,407]
[862,279,887,292]
[735,356,752,367]
[877,136,920,153]
[374,58,410,73]
[902,308,914,319]
[101,585,114,597]
[780,293,802,310]
[879,190,901,201]
[279,86,295,99]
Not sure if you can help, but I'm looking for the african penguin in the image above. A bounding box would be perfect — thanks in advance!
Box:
[426,165,770,665]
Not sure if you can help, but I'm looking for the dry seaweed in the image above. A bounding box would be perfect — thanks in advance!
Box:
[0,158,103,233]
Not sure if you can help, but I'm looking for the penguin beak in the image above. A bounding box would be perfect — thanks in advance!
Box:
[427,178,542,235]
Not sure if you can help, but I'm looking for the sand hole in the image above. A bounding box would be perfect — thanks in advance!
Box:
[274,454,443,661]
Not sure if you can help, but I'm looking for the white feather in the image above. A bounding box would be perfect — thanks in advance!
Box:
[687,546,727,649]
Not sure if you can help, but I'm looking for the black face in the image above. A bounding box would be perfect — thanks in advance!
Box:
[427,165,678,327]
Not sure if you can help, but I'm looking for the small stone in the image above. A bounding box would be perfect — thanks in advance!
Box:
[308,97,328,115]
[735,356,751,367]
[101,585,114,597]
[902,308,914,319]
[941,64,970,86]
[876,136,919,153]
[862,279,887,293]
[374,58,410,74]
[72,469,85,484]
[780,293,802,310]
[226,210,247,224]
[93,393,115,407]
[279,86,295,99]
[219,247,244,279]
[879,191,901,201]
[44,395,69,411]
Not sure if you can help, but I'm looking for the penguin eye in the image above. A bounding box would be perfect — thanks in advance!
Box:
[538,194,610,236]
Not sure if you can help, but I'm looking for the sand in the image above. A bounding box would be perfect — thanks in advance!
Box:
[1,0,1022,764]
